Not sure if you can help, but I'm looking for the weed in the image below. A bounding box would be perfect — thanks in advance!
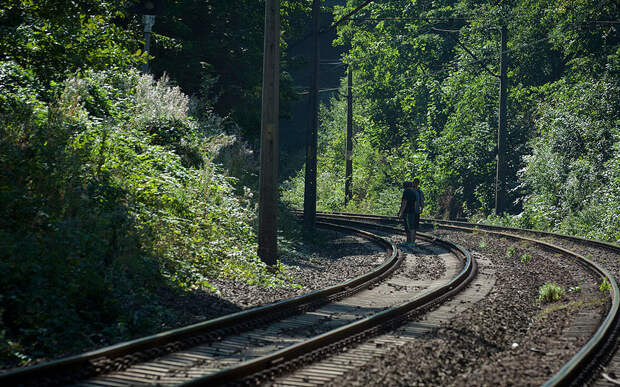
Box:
[538,283,566,303]
[600,278,611,292]
[507,245,517,258]
[479,239,487,248]
[568,285,581,293]
[521,253,532,263]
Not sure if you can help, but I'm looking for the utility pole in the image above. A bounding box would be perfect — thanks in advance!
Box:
[495,25,507,216]
[141,15,155,73]
[304,0,320,233]
[135,1,160,73]
[345,67,353,205]
[257,0,280,265]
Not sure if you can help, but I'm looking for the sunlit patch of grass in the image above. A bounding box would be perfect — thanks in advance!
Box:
[536,296,607,321]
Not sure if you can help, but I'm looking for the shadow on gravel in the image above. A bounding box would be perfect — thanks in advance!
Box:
[156,287,243,323]
[285,230,387,269]
[427,326,502,352]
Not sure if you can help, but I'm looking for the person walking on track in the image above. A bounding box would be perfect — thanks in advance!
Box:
[398,180,418,247]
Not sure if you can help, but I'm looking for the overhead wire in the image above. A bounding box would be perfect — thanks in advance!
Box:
[294,1,613,96]
[302,29,559,97]
[345,8,601,93]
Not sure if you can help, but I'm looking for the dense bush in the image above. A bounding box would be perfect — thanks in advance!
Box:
[0,65,282,367]
[514,77,620,242]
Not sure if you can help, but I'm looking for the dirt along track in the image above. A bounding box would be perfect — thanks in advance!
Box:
[269,213,616,387]
[421,217,620,387]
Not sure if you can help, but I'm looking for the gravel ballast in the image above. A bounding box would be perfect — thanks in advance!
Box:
[163,229,388,323]
[320,227,610,386]
[177,225,610,386]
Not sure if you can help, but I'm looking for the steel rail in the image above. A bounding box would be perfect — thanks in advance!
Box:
[420,220,620,387]
[180,220,475,386]
[0,221,400,386]
[311,211,620,386]
[307,210,619,250]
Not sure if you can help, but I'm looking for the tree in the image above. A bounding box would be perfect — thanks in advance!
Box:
[148,0,311,140]
[0,0,143,94]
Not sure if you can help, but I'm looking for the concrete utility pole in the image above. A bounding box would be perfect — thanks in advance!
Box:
[495,25,507,216]
[345,67,353,205]
[257,0,280,265]
[141,15,155,73]
[304,0,320,233]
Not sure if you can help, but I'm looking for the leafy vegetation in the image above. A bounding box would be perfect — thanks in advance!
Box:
[281,0,619,244]
[0,0,319,369]
[506,245,517,258]
[149,0,311,141]
[520,253,532,264]
[0,65,291,367]
[600,277,611,293]
[537,283,566,303]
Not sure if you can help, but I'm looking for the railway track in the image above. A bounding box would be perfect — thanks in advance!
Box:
[0,221,475,386]
[4,211,616,386]
[304,211,619,386]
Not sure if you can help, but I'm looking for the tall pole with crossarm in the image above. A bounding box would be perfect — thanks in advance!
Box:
[257,0,280,265]
[304,0,320,234]
[345,67,353,205]
[495,25,507,216]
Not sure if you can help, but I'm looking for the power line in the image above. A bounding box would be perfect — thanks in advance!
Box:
[297,12,606,96]
[432,27,499,78]
[302,30,558,97]
[329,0,374,30]
[351,17,471,22]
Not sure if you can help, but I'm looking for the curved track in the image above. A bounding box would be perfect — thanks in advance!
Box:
[0,221,474,386]
[310,211,620,386]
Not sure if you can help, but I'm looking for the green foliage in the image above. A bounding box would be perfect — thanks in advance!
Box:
[517,78,620,242]
[520,253,532,264]
[149,0,310,140]
[506,245,517,258]
[600,278,611,293]
[537,283,565,303]
[0,0,144,93]
[0,67,282,367]
[282,0,619,245]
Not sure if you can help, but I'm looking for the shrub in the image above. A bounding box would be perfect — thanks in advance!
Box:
[600,278,611,293]
[0,67,276,367]
[538,283,566,303]
[520,253,532,264]
[507,245,517,258]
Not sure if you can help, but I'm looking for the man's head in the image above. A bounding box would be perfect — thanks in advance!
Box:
[404,181,414,189]
[413,178,420,188]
